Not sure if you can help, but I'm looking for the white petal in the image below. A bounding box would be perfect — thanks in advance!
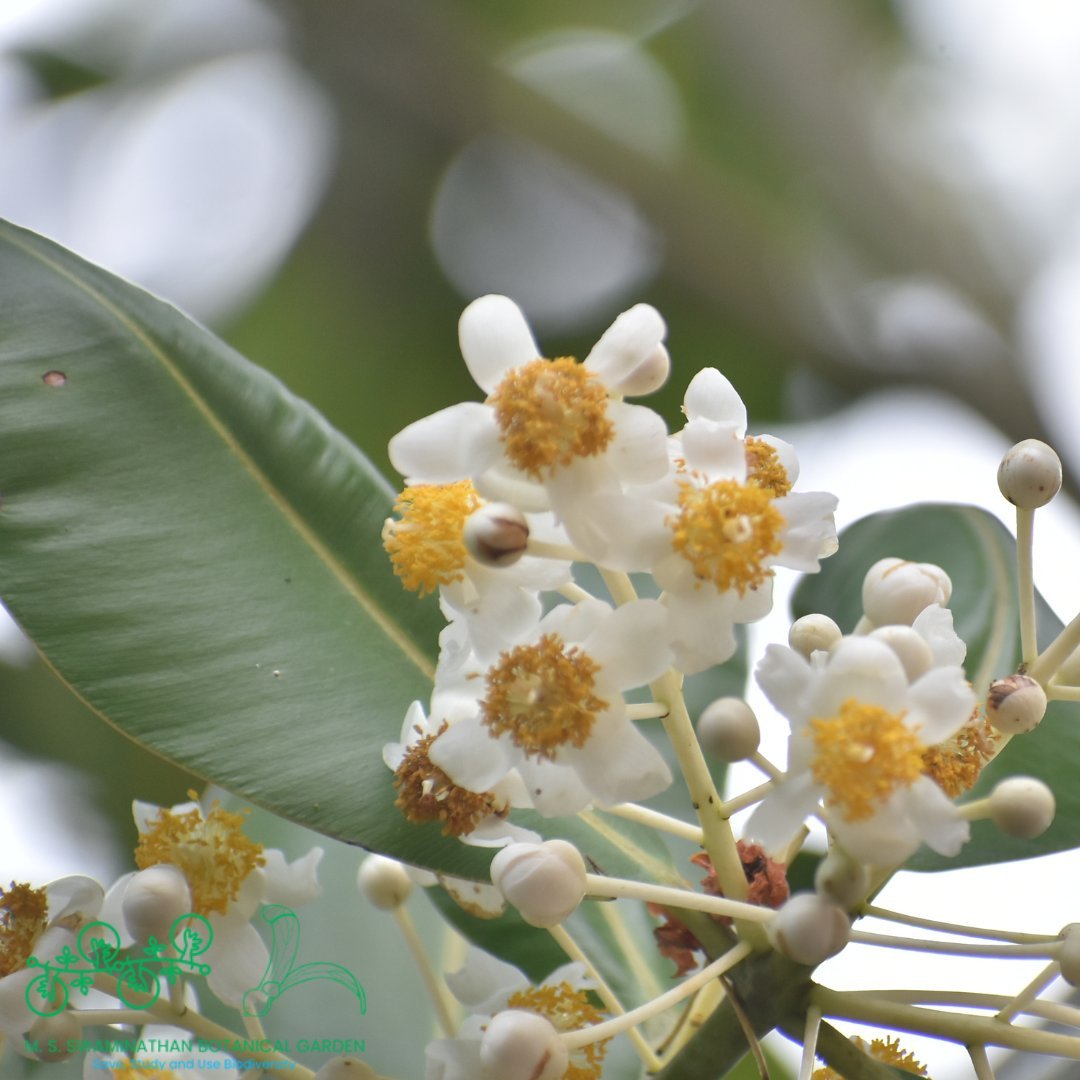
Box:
[426,1033,484,1080]
[429,715,512,793]
[681,418,746,478]
[606,401,670,482]
[458,295,541,394]
[913,604,967,667]
[829,804,920,866]
[583,491,673,572]
[437,874,510,915]
[0,965,41,1036]
[567,715,672,805]
[46,874,104,922]
[743,772,822,855]
[906,667,977,744]
[905,777,970,857]
[773,492,840,571]
[683,367,747,430]
[516,757,593,815]
[537,596,612,644]
[258,848,324,907]
[755,644,813,724]
[584,599,671,689]
[461,818,541,849]
[100,872,137,949]
[584,302,666,386]
[755,433,800,484]
[813,637,908,716]
[205,913,269,1008]
[663,586,740,676]
[445,946,527,1013]
[388,403,500,482]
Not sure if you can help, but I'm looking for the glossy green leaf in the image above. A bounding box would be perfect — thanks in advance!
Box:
[791,503,1080,870]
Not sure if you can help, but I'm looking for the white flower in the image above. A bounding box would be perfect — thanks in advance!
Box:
[83,1023,235,1078]
[103,797,322,1008]
[430,598,674,815]
[0,876,103,1036]
[745,635,976,865]
[388,295,671,563]
[426,948,607,1080]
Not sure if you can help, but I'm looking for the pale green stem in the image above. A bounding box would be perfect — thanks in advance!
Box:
[547,923,662,1072]
[814,986,1080,1058]
[750,751,784,781]
[557,581,595,605]
[1046,682,1080,701]
[599,567,638,607]
[969,1044,996,1080]
[562,942,753,1051]
[1016,507,1038,667]
[652,669,749,905]
[995,959,1060,1023]
[625,701,671,720]
[393,906,457,1037]
[958,797,992,821]
[528,539,586,562]
[584,872,773,922]
[798,1005,822,1080]
[72,1008,153,1025]
[859,904,1059,945]
[604,802,703,842]
[242,1012,267,1041]
[867,989,1080,1028]
[168,974,186,1013]
[1028,606,1080,685]
[848,930,1058,958]
[656,979,725,1063]
[720,779,775,817]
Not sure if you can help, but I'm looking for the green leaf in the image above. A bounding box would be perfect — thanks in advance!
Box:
[791,503,1080,870]
[0,218,492,874]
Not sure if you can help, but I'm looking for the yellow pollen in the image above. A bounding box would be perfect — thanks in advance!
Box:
[135,793,265,916]
[393,723,506,836]
[0,882,49,977]
[507,982,608,1080]
[922,711,997,798]
[669,479,784,594]
[745,436,792,497]
[810,700,925,822]
[487,357,614,478]
[481,634,607,760]
[812,1035,928,1078]
[383,480,482,596]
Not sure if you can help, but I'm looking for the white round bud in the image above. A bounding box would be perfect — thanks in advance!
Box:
[997,439,1062,510]
[357,854,413,910]
[989,777,1056,839]
[464,503,530,568]
[315,1057,379,1080]
[788,614,842,658]
[862,558,952,627]
[697,698,760,763]
[121,865,192,943]
[986,674,1047,735]
[610,344,671,397]
[480,1010,568,1080]
[868,625,934,681]
[1059,925,1080,986]
[25,1012,82,1062]
[814,849,870,909]
[490,840,586,928]
[767,893,850,967]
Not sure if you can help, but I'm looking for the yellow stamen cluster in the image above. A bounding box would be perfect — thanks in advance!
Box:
[745,436,792,498]
[669,479,784,594]
[383,480,482,596]
[812,1035,928,1078]
[488,357,614,478]
[810,700,925,822]
[922,712,998,798]
[393,724,505,836]
[481,634,607,759]
[507,982,609,1080]
[0,881,49,977]
[135,794,265,916]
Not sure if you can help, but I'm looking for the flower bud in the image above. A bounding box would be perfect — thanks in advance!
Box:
[788,614,842,659]
[767,893,849,967]
[315,1057,380,1080]
[464,503,529,568]
[862,558,951,627]
[1059,925,1080,986]
[997,439,1062,510]
[609,344,671,397]
[489,840,586,928]
[868,625,934,681]
[479,1009,568,1080]
[357,854,413,910]
[986,674,1047,735]
[122,866,192,943]
[26,1012,81,1062]
[697,698,760,763]
[989,777,1055,839]
[814,849,870,909]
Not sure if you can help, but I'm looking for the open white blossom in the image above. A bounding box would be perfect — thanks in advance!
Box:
[745,635,976,865]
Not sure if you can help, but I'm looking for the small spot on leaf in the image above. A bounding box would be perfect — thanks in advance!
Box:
[42,370,67,387]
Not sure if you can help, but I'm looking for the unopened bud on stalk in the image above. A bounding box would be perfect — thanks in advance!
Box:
[862,558,951,627]
[121,865,192,943]
[479,1010,569,1080]
[357,854,413,910]
[464,503,530,567]
[768,893,850,967]
[986,674,1047,735]
[490,840,586,928]
[997,439,1062,510]
[26,1012,81,1062]
[314,1059,380,1080]
[610,344,671,397]
[697,697,760,762]
[788,614,842,658]
[814,849,870,909]
[1059,925,1080,986]
[989,777,1056,839]
[869,625,934,681]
